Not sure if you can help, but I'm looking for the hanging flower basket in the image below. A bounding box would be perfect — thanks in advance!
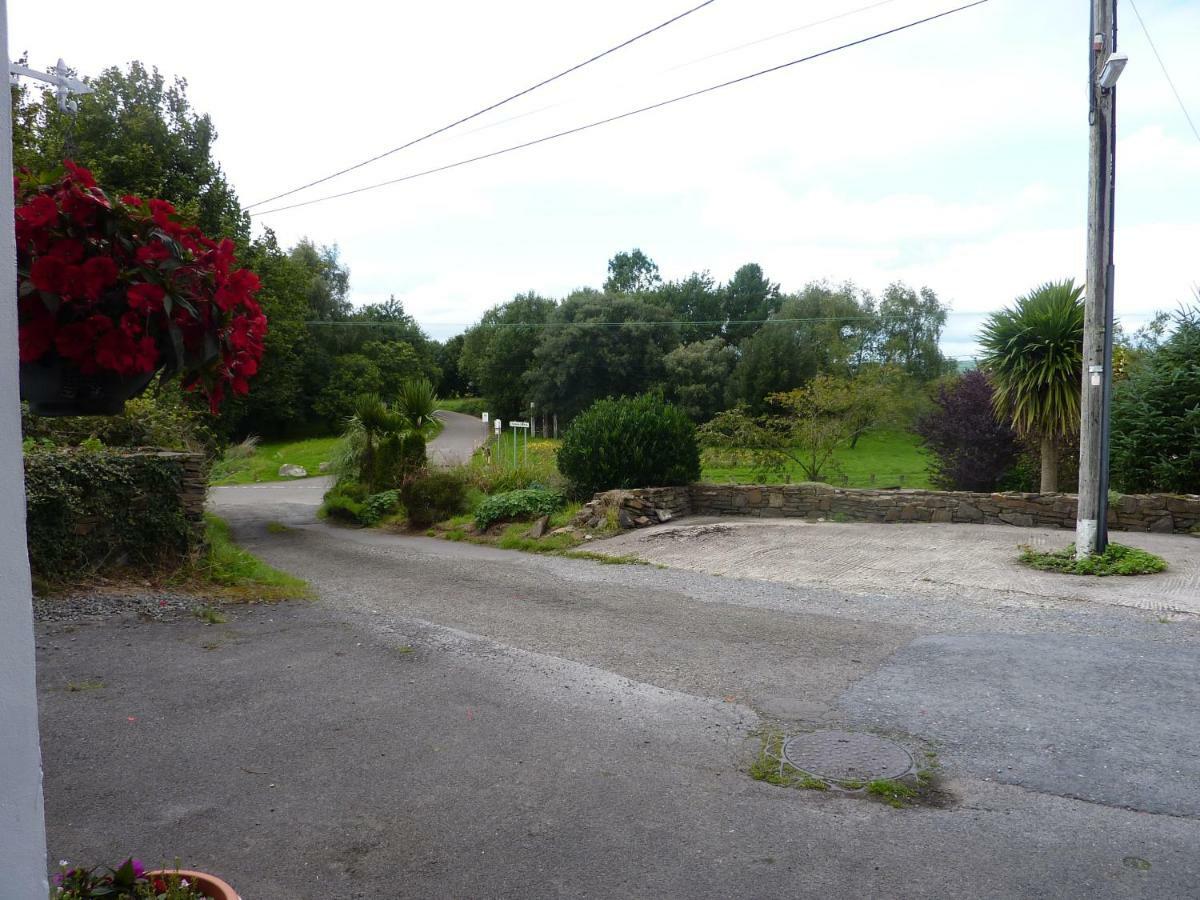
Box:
[15,162,266,417]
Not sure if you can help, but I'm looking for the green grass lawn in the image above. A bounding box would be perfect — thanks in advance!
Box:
[209,435,341,485]
[700,429,934,489]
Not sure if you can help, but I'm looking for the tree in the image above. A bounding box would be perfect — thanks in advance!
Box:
[979,280,1084,492]
[726,283,869,410]
[433,334,470,397]
[527,290,679,420]
[1110,304,1200,493]
[652,272,723,342]
[314,354,383,424]
[916,370,1021,491]
[721,263,781,344]
[362,340,424,400]
[291,240,352,322]
[604,248,661,294]
[875,283,950,381]
[664,338,738,422]
[330,392,426,493]
[13,59,247,241]
[699,374,884,483]
[459,292,557,418]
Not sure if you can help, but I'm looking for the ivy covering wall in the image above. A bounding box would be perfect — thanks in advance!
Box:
[23,450,206,580]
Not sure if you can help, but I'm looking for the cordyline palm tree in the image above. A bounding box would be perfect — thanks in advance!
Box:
[979,280,1085,492]
[332,382,431,493]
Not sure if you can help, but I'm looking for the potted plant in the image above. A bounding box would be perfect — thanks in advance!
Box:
[16,161,266,416]
[51,857,239,899]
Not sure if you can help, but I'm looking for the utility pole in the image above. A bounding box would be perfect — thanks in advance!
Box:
[1076,0,1126,558]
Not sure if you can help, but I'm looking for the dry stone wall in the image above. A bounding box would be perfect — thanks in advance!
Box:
[578,483,1200,535]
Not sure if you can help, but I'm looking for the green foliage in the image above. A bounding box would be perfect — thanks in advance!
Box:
[721,263,782,345]
[21,382,221,457]
[528,291,680,420]
[396,377,437,430]
[329,393,427,493]
[979,280,1084,490]
[474,488,565,531]
[400,469,469,526]
[1019,543,1168,576]
[604,248,661,294]
[24,450,195,580]
[701,372,906,483]
[557,394,700,497]
[459,292,558,418]
[1110,305,1200,493]
[313,355,383,424]
[361,489,402,525]
[874,283,951,381]
[320,487,367,524]
[652,271,723,343]
[663,338,738,422]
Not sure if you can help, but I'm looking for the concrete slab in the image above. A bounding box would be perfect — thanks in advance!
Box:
[592,518,1200,615]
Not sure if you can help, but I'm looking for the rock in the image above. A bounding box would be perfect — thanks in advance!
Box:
[527,515,550,539]
[278,464,307,478]
[318,461,331,473]
[617,509,635,530]
[633,515,652,527]
[549,526,576,536]
[654,508,673,523]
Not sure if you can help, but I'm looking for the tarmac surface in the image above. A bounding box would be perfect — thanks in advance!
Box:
[36,467,1200,898]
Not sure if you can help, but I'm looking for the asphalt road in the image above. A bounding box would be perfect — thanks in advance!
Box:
[36,481,1200,899]
[428,409,488,466]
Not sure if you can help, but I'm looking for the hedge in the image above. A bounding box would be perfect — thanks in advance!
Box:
[23,449,204,580]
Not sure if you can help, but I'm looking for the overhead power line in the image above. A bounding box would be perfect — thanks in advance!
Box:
[1128,0,1200,145]
[254,0,991,217]
[664,0,904,72]
[245,0,719,210]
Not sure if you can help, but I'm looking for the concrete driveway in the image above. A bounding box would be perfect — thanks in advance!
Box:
[35,483,1200,898]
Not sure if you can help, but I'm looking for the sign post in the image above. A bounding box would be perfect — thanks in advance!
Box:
[509,421,531,467]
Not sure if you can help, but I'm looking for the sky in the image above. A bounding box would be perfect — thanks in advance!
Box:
[11,0,1200,358]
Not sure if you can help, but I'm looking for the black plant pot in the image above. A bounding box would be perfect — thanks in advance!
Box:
[20,357,157,417]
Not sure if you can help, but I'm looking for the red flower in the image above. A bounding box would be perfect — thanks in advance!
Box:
[47,239,85,263]
[16,195,59,230]
[30,256,69,294]
[54,315,111,365]
[135,241,171,265]
[18,315,56,363]
[127,283,166,314]
[94,328,158,375]
[63,160,97,188]
[81,257,119,301]
[148,199,176,227]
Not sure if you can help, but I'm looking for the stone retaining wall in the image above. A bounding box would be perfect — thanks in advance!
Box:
[577,483,1200,535]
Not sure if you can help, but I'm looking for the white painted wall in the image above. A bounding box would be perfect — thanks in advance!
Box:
[0,0,50,892]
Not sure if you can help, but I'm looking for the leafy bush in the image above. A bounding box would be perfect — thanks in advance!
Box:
[329,393,427,492]
[474,488,565,531]
[915,370,1021,491]
[400,469,469,526]
[361,489,402,524]
[320,490,366,524]
[557,394,700,497]
[24,449,198,580]
[1110,305,1200,493]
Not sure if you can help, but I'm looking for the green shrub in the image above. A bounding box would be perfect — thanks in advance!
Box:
[400,469,469,526]
[556,394,700,497]
[320,490,366,524]
[474,488,565,531]
[24,449,197,580]
[467,462,564,494]
[361,489,402,525]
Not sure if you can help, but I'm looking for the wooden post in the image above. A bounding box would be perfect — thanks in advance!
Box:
[1077,0,1119,557]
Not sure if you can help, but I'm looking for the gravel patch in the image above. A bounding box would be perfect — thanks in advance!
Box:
[33,589,208,623]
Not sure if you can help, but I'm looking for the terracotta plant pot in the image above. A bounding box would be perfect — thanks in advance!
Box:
[146,869,240,900]
[20,356,156,417]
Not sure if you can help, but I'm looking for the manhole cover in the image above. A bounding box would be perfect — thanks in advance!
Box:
[782,730,913,782]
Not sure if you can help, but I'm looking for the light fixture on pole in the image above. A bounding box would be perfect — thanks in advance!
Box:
[1098,52,1128,89]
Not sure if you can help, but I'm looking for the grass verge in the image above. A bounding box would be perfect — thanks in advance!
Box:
[181,514,312,601]
[1018,542,1167,576]
[210,436,340,485]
